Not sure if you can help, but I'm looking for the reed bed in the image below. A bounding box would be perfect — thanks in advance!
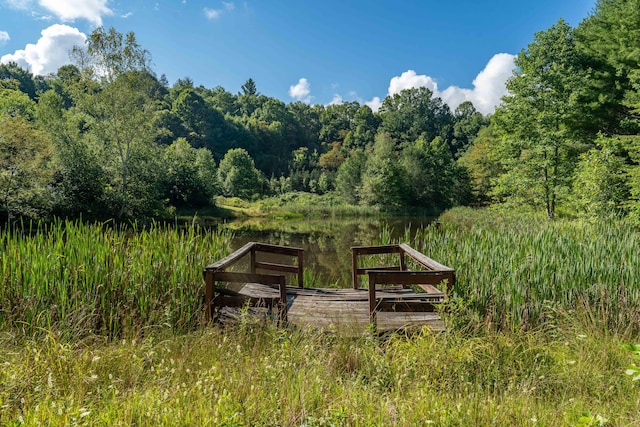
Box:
[411,207,640,333]
[0,220,231,338]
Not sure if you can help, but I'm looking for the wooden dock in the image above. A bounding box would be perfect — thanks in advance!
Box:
[204,242,455,334]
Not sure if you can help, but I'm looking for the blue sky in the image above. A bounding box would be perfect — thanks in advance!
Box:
[0,0,595,114]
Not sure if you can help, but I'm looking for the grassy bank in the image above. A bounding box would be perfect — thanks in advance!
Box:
[1,318,637,426]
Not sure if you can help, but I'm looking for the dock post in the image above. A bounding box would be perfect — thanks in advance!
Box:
[278,275,288,325]
[352,249,359,289]
[368,274,376,327]
[204,269,214,322]
[297,250,304,288]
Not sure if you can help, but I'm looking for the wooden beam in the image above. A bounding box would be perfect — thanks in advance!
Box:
[254,242,304,257]
[213,271,287,285]
[255,261,299,275]
[367,271,452,286]
[399,243,454,273]
[205,241,255,271]
[351,244,402,256]
[204,269,215,322]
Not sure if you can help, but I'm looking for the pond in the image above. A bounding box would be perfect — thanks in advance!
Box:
[220,215,437,287]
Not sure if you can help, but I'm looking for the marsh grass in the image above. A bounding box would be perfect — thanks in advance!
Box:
[411,207,640,334]
[0,220,231,338]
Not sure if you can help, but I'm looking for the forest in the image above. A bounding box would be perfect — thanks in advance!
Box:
[1,0,639,223]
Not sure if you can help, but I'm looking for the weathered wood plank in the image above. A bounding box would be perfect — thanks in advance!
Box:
[254,242,304,257]
[351,244,403,255]
[205,242,255,271]
[398,243,454,272]
[254,261,299,274]
[209,282,445,333]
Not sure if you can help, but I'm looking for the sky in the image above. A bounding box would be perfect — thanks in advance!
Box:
[0,0,596,114]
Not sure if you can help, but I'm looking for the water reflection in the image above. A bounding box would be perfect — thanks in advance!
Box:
[221,216,435,287]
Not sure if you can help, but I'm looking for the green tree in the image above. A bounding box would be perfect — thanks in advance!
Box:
[0,115,53,220]
[171,87,224,149]
[451,101,488,157]
[335,149,367,204]
[343,105,381,151]
[493,20,587,219]
[458,125,502,204]
[241,78,258,96]
[218,148,262,199]
[319,101,359,145]
[379,87,453,148]
[73,27,164,219]
[570,137,628,219]
[0,88,36,118]
[402,136,466,210]
[575,0,640,133]
[361,132,408,208]
[164,138,218,207]
[0,62,37,100]
[36,90,107,218]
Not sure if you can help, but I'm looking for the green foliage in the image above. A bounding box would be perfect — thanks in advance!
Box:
[36,90,108,219]
[70,27,165,219]
[493,20,587,219]
[335,149,367,204]
[361,132,409,208]
[451,101,488,157]
[458,126,502,204]
[218,148,262,199]
[0,61,37,99]
[0,88,36,118]
[319,101,359,145]
[402,136,468,210]
[576,0,640,128]
[73,26,150,84]
[343,104,380,151]
[379,86,453,147]
[570,137,628,218]
[0,115,53,221]
[164,138,218,207]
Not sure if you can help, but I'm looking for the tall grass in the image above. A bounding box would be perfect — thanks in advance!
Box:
[409,207,640,333]
[0,220,231,338]
[1,318,637,426]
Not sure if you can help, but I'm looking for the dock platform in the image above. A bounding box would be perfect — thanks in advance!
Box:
[204,242,455,334]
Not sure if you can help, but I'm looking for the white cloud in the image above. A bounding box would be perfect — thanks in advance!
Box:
[204,7,221,19]
[366,96,382,112]
[0,31,9,44]
[289,78,312,104]
[466,53,516,114]
[4,0,32,10]
[204,3,235,20]
[38,0,112,26]
[0,24,86,75]
[388,70,438,96]
[385,54,516,115]
[328,94,343,105]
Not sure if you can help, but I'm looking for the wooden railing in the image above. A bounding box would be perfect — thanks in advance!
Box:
[203,242,304,322]
[351,244,455,323]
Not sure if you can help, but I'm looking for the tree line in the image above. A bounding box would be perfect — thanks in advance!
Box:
[2,0,640,222]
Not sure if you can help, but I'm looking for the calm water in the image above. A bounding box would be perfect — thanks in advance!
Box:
[221,216,436,287]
